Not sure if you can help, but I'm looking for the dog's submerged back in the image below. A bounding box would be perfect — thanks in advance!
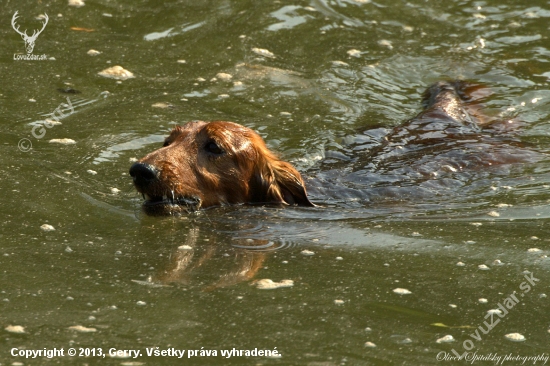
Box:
[131,80,540,214]
[308,80,540,206]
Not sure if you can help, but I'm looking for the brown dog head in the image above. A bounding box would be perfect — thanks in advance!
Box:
[130,121,313,215]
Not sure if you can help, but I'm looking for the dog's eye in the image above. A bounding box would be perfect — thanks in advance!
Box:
[205,140,224,155]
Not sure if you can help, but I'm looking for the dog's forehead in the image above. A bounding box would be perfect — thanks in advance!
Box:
[202,121,252,141]
[170,121,207,136]
[203,121,257,152]
[205,121,249,134]
[163,121,205,144]
[167,121,259,153]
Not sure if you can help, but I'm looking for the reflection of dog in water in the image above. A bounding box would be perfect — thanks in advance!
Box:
[135,227,268,290]
[130,80,537,286]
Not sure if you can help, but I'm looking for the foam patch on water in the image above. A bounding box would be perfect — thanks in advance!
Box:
[68,325,96,333]
[504,333,525,342]
[49,138,76,145]
[393,288,412,295]
[98,66,135,80]
[255,279,294,289]
[5,325,25,334]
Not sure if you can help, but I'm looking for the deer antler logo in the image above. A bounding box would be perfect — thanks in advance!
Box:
[11,11,49,54]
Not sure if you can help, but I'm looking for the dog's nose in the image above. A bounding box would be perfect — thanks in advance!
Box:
[129,162,159,188]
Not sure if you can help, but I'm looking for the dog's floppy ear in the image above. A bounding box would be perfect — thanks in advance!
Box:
[249,157,314,207]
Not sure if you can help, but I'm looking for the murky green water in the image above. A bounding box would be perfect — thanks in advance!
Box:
[2,0,550,364]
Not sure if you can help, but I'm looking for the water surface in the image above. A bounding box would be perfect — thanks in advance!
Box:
[2,0,550,364]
